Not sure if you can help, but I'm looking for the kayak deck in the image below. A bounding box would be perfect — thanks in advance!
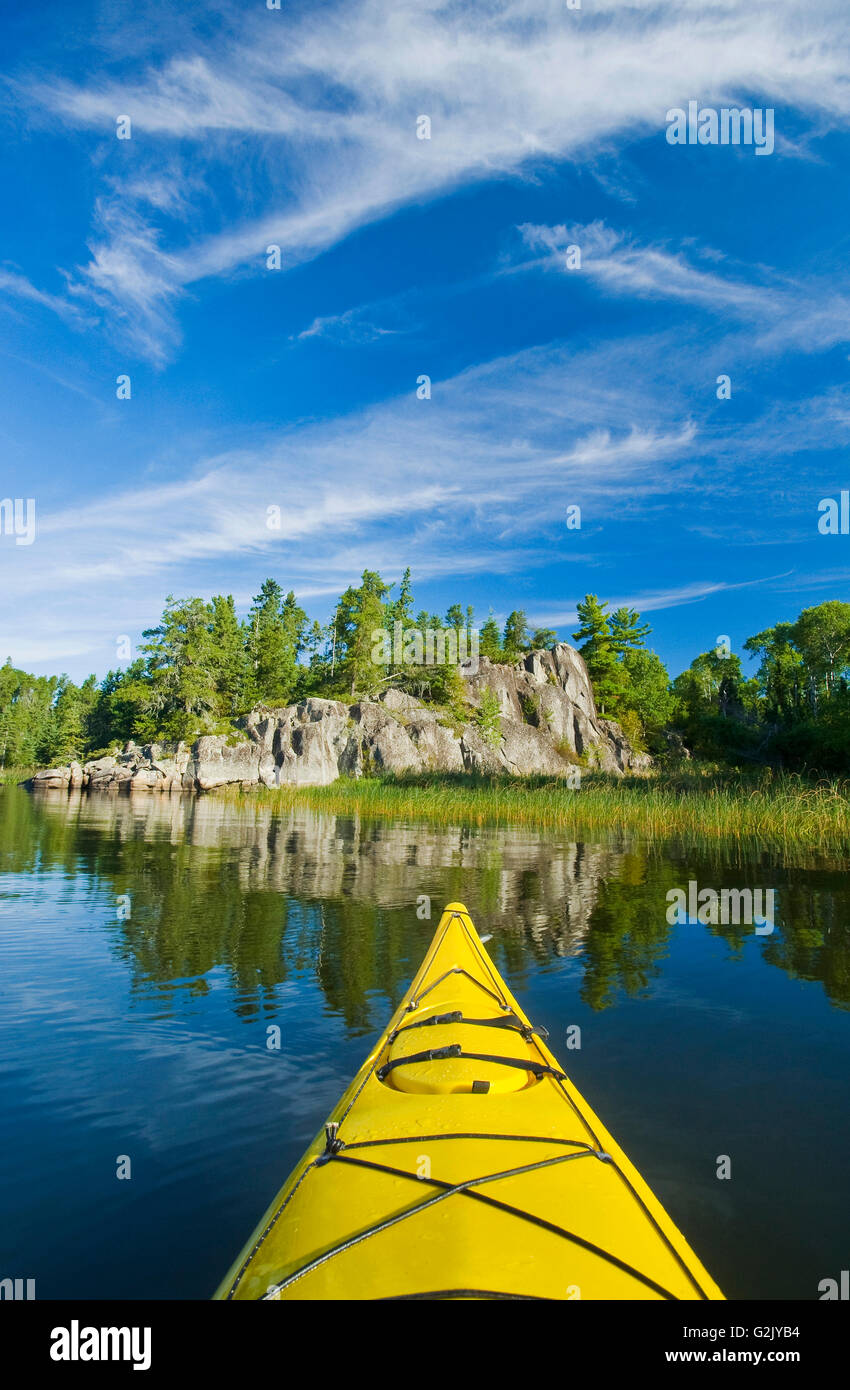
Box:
[215,903,723,1301]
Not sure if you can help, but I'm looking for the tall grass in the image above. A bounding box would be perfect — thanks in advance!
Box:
[0,766,38,786]
[216,768,850,852]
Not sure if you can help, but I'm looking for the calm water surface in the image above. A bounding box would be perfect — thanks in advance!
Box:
[0,786,848,1299]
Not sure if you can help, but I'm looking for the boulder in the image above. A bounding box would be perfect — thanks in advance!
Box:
[186,737,260,791]
[29,767,72,790]
[84,756,116,774]
[380,687,426,714]
[130,767,165,792]
[88,765,134,789]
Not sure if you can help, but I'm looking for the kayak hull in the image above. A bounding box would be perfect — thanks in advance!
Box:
[215,903,723,1301]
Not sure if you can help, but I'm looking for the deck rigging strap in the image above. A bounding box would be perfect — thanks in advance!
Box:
[376,1043,567,1083]
[377,1045,563,1089]
[337,1131,600,1154]
[380,1289,550,1300]
[406,967,509,1014]
[389,1011,547,1043]
[265,1147,680,1302]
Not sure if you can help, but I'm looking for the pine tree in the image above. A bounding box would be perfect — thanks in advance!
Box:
[209,595,248,719]
[610,607,651,655]
[502,611,530,658]
[245,581,305,707]
[394,568,414,627]
[573,595,626,715]
[91,661,152,747]
[141,595,217,738]
[0,662,58,767]
[337,570,391,696]
[282,591,307,670]
[45,675,99,763]
[479,612,503,662]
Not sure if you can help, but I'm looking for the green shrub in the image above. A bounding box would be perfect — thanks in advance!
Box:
[519,691,541,725]
[616,708,647,753]
[553,738,581,766]
[475,689,502,747]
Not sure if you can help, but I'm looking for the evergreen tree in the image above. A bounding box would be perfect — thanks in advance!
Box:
[337,570,391,696]
[475,688,502,747]
[209,595,248,719]
[91,661,153,747]
[141,595,217,738]
[0,662,58,767]
[246,581,305,707]
[394,568,415,627]
[573,595,627,715]
[282,590,307,668]
[529,628,558,650]
[610,607,651,655]
[304,620,330,671]
[502,610,530,659]
[45,675,99,763]
[479,612,502,662]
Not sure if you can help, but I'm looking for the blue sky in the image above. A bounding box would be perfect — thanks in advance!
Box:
[2,0,850,682]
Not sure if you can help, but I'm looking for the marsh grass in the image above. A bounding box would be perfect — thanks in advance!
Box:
[0,766,38,786]
[213,766,850,853]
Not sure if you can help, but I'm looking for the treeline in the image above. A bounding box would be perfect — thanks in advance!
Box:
[2,569,850,772]
[576,594,850,769]
[0,570,546,765]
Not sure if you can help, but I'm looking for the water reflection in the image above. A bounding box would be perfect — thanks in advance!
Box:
[2,788,847,1022]
[2,786,850,1301]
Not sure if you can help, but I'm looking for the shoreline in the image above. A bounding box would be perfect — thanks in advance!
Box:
[208,769,850,853]
[7,765,850,854]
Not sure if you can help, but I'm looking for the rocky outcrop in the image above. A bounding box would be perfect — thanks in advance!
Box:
[23,643,650,794]
[463,647,647,775]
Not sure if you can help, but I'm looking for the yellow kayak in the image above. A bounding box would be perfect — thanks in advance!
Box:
[215,903,723,1301]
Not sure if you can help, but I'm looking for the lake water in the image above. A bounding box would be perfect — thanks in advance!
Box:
[1,786,848,1300]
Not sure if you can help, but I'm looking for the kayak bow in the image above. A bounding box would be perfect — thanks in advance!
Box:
[215,902,723,1301]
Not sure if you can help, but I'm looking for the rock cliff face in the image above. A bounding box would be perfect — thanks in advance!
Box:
[23,643,650,793]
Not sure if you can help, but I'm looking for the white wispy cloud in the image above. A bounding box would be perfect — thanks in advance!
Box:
[531,573,796,628]
[4,308,850,670]
[14,0,850,360]
[517,221,850,355]
[294,306,406,345]
[0,331,701,666]
[0,267,89,326]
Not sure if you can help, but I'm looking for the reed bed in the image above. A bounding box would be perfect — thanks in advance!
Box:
[0,766,38,786]
[219,768,850,853]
